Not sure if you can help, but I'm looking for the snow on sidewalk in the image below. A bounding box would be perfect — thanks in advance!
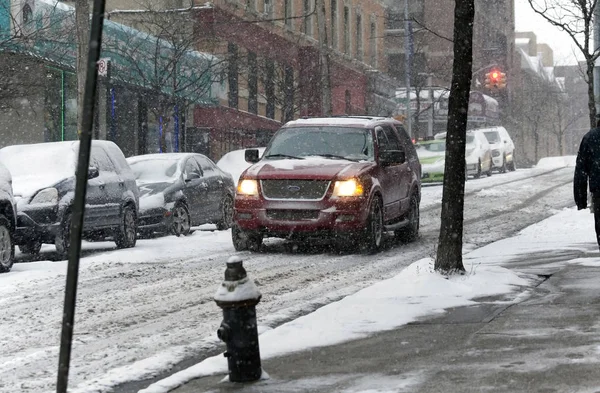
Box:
[140,207,600,393]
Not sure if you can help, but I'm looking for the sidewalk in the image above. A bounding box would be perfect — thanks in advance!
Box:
[163,209,600,393]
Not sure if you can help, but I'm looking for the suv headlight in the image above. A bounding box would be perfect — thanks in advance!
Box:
[333,179,364,197]
[237,179,258,196]
[30,187,58,205]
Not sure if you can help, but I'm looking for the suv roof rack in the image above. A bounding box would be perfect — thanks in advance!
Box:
[329,115,388,120]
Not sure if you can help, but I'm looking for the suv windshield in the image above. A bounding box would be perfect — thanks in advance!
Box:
[264,127,375,161]
[484,131,501,144]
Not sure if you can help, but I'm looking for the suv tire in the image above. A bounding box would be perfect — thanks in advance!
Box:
[0,215,14,273]
[231,224,262,251]
[55,211,71,260]
[361,197,384,254]
[115,205,137,249]
[396,194,420,243]
[500,155,507,173]
[216,195,234,231]
[19,241,42,256]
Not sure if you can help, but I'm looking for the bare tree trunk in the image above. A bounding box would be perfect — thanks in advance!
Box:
[434,0,474,274]
[586,59,596,127]
[75,0,90,138]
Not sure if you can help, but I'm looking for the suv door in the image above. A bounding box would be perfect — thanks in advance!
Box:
[90,146,122,227]
[376,125,404,220]
[194,155,222,220]
[182,158,208,225]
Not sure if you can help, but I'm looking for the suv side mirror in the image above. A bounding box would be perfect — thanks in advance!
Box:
[245,149,260,164]
[380,150,406,166]
[88,167,99,179]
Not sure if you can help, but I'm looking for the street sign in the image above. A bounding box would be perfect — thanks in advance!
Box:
[97,58,110,76]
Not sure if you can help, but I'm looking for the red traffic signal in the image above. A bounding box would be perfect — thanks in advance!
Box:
[484,69,507,89]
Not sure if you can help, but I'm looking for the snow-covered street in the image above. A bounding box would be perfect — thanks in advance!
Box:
[0,161,576,393]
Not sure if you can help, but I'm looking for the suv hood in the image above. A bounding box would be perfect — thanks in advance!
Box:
[244,157,374,180]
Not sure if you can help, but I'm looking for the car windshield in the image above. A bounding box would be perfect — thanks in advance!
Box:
[484,131,501,144]
[0,143,77,180]
[129,158,180,183]
[264,127,374,161]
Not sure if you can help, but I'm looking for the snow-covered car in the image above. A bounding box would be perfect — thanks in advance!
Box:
[127,153,236,237]
[415,140,447,183]
[0,162,15,273]
[434,130,493,178]
[217,147,266,185]
[0,141,139,259]
[480,126,516,172]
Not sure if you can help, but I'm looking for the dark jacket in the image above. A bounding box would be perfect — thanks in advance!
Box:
[574,127,600,209]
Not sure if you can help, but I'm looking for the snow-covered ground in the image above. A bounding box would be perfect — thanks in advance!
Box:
[0,163,577,393]
[145,203,597,393]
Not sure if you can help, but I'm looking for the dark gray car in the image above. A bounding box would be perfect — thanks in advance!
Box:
[127,153,236,237]
[0,162,16,272]
[0,141,139,259]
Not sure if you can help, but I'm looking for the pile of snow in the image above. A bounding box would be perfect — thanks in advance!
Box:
[141,258,531,393]
[216,148,265,184]
[536,156,576,169]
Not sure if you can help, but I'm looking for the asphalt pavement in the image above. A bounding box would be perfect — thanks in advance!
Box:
[172,246,600,393]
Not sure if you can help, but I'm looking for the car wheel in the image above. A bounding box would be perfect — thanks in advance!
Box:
[55,211,71,260]
[500,156,507,173]
[487,161,493,177]
[115,205,137,249]
[231,224,262,251]
[171,203,191,236]
[395,194,420,243]
[216,195,234,231]
[474,160,482,179]
[0,216,14,273]
[360,197,384,254]
[19,241,42,255]
[508,155,517,171]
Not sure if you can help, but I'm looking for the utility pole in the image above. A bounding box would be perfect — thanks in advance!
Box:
[316,0,332,116]
[403,0,412,137]
[594,2,600,115]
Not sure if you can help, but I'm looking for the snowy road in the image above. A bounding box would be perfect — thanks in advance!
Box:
[0,164,575,393]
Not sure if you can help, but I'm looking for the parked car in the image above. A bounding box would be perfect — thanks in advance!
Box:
[480,126,516,172]
[434,130,493,178]
[217,147,266,185]
[127,153,236,237]
[415,140,447,183]
[0,162,16,273]
[232,116,422,253]
[0,141,139,259]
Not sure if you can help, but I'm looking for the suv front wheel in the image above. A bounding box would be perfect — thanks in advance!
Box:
[115,205,137,249]
[361,197,384,254]
[0,215,14,273]
[231,224,262,251]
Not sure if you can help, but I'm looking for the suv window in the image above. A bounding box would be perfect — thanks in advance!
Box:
[382,125,402,150]
[91,146,116,172]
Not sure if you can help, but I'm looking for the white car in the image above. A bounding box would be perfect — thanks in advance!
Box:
[480,126,516,172]
[433,130,493,178]
[216,147,266,185]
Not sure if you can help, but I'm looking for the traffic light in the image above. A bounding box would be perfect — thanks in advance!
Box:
[484,69,507,89]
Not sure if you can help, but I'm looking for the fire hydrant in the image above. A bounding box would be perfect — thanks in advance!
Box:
[214,256,262,382]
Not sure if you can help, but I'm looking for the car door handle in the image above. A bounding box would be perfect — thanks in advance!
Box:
[119,182,125,188]
[99,184,105,190]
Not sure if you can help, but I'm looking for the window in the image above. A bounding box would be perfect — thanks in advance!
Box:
[246,0,255,11]
[283,65,294,122]
[264,0,273,18]
[303,0,312,36]
[383,126,401,150]
[343,6,350,54]
[265,60,275,119]
[227,43,238,109]
[370,20,377,66]
[183,158,201,179]
[248,52,258,114]
[356,13,363,60]
[90,146,116,173]
[284,0,292,28]
[345,90,351,114]
[22,4,33,33]
[195,156,217,175]
[330,0,337,48]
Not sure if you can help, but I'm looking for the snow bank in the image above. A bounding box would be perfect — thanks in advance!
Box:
[216,148,265,185]
[536,156,576,169]
[141,258,531,393]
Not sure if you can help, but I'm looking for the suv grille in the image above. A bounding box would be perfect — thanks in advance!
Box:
[266,209,320,221]
[261,180,330,200]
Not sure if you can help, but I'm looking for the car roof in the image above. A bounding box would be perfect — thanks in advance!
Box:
[283,116,403,129]
[127,153,203,163]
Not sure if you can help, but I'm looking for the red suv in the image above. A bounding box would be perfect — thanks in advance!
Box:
[231,116,422,253]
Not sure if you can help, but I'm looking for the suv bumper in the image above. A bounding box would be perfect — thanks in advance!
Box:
[234,197,370,238]
[14,208,60,244]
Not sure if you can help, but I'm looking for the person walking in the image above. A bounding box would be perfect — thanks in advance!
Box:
[574,114,600,249]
